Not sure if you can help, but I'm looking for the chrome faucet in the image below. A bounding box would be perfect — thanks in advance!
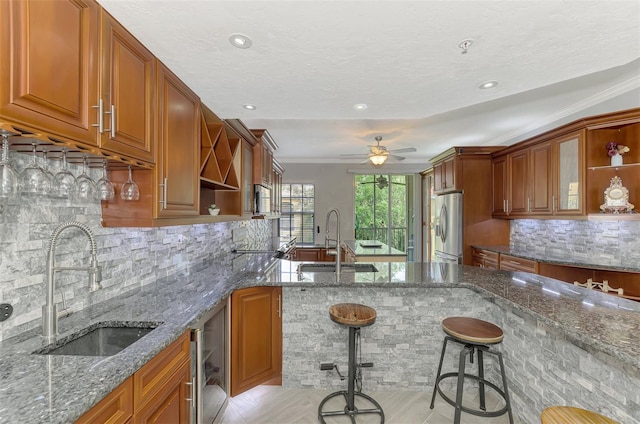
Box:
[325,208,342,275]
[43,222,102,341]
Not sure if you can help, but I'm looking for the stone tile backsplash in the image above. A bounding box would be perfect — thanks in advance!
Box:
[0,151,273,342]
[510,219,640,266]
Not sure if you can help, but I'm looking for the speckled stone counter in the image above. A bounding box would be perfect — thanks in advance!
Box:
[474,244,640,273]
[1,255,639,423]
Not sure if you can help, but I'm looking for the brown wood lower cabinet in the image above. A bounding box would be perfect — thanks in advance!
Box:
[471,247,499,270]
[498,254,538,273]
[231,286,282,397]
[75,331,191,424]
[539,263,640,300]
[292,247,345,262]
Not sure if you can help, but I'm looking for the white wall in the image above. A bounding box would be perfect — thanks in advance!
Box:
[282,163,422,256]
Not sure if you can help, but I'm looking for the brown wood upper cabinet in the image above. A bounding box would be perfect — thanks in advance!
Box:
[0,0,100,146]
[1,1,156,164]
[251,129,278,188]
[99,9,155,163]
[432,155,456,193]
[101,61,200,226]
[492,130,584,218]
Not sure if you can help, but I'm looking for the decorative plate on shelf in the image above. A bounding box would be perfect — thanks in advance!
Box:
[600,176,634,214]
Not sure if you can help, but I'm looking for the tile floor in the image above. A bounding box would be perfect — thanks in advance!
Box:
[218,384,519,423]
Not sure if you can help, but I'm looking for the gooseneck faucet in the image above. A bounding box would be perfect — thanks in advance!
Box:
[43,222,102,342]
[325,208,342,275]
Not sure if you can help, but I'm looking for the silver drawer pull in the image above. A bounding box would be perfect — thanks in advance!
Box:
[509,260,521,265]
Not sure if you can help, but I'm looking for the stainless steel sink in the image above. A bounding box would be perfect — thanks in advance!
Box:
[297,263,378,273]
[33,322,160,356]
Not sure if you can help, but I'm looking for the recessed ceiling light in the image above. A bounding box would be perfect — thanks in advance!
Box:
[354,104,367,110]
[479,80,498,89]
[243,104,256,110]
[229,34,252,49]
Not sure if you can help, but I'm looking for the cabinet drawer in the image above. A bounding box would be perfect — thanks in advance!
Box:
[471,248,499,263]
[75,377,133,424]
[499,254,538,273]
[134,331,190,410]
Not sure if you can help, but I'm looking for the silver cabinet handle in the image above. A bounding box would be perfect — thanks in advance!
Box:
[104,104,115,138]
[159,177,168,209]
[277,294,282,318]
[185,379,193,403]
[527,197,531,213]
[552,195,556,212]
[91,99,104,134]
[508,260,521,265]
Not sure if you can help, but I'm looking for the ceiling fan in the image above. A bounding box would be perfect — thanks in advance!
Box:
[340,136,417,167]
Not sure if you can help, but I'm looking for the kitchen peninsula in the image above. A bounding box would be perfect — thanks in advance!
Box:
[0,257,638,423]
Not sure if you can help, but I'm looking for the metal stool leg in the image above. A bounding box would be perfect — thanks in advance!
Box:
[429,336,450,409]
[346,327,358,412]
[454,345,471,424]
[496,349,514,424]
[478,348,486,411]
[318,326,384,423]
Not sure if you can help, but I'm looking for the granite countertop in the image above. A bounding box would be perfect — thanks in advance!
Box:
[473,244,640,273]
[2,255,640,423]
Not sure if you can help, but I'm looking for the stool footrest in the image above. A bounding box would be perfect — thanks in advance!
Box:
[434,372,510,418]
[318,390,385,423]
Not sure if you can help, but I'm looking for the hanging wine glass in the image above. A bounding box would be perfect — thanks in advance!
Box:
[74,155,97,202]
[120,165,140,201]
[19,142,50,196]
[96,160,115,201]
[0,134,18,199]
[51,149,76,199]
[40,148,55,194]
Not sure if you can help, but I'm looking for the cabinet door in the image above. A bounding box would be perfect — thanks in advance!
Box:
[134,360,191,424]
[156,62,200,217]
[442,156,456,190]
[0,0,99,146]
[491,156,508,216]
[76,377,133,424]
[509,150,529,215]
[231,287,282,397]
[100,11,155,163]
[242,139,254,216]
[433,162,444,193]
[529,141,553,215]
[293,248,322,261]
[553,131,584,215]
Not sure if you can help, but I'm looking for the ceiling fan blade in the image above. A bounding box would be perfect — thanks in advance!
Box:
[388,154,406,161]
[388,147,417,154]
[340,153,371,158]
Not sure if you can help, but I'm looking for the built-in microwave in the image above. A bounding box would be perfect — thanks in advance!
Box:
[254,184,271,215]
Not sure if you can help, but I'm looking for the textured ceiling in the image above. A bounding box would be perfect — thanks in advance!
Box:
[98,0,640,166]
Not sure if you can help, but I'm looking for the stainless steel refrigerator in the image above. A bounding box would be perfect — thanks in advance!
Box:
[433,191,463,264]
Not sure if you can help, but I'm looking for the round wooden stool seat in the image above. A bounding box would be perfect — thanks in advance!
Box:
[442,316,504,345]
[329,303,377,327]
[541,406,619,424]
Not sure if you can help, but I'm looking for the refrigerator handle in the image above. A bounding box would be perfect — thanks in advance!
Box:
[439,203,448,243]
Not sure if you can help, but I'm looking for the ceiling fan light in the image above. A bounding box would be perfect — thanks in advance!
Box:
[370,154,387,166]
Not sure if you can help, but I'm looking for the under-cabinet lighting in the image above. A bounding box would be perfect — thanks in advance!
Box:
[542,287,560,296]
[582,300,595,307]
[512,277,527,285]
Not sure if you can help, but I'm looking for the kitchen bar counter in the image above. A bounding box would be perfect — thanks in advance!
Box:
[342,239,407,262]
[473,244,640,273]
[1,256,639,423]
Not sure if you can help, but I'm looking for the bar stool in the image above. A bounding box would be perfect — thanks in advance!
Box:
[430,316,513,424]
[318,303,384,423]
[541,406,619,423]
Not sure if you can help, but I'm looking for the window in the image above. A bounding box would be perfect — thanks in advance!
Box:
[280,183,315,245]
[354,174,414,256]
